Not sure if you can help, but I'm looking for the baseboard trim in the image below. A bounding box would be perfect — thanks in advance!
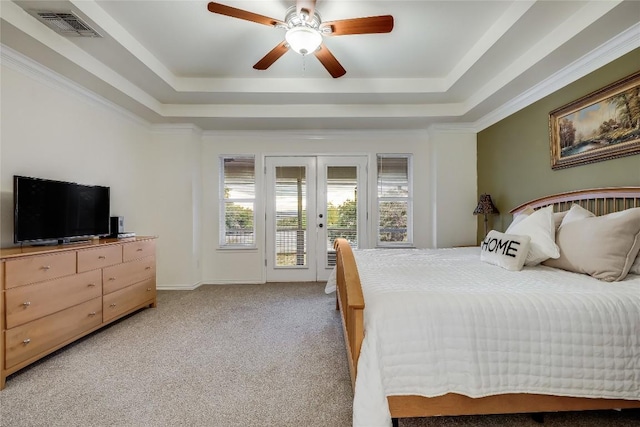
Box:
[157,282,202,291]
[201,280,265,285]
[156,280,268,290]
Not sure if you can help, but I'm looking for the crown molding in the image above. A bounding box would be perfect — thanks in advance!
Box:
[0,44,151,129]
[428,123,478,134]
[202,128,429,140]
[472,22,640,132]
[3,16,637,137]
[1,44,207,137]
[150,123,203,136]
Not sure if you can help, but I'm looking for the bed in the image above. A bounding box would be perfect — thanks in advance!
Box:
[331,187,640,427]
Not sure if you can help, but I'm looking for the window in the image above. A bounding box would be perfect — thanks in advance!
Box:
[220,156,255,247]
[376,154,412,246]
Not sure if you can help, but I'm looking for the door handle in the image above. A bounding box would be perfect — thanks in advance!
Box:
[319,223,323,228]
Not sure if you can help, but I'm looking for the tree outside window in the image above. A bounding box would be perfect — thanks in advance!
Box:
[220,156,255,247]
[377,155,412,246]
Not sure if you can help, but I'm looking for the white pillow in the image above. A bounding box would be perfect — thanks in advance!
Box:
[480,230,531,271]
[508,205,535,230]
[543,207,640,281]
[505,205,560,266]
[560,204,594,226]
[510,207,567,232]
[553,211,568,230]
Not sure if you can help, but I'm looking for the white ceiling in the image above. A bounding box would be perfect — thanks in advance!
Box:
[1,0,639,131]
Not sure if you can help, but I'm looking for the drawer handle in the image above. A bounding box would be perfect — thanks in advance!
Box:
[22,301,31,307]
[41,265,51,270]
[23,338,31,345]
[89,312,97,316]
[145,266,151,270]
[137,248,143,252]
[88,283,96,287]
[110,303,117,307]
[108,277,116,281]
[98,255,106,259]
[147,288,152,291]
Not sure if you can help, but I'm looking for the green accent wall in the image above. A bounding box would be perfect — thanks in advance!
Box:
[477,48,640,239]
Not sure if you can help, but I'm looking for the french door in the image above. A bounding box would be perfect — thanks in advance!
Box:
[265,156,367,282]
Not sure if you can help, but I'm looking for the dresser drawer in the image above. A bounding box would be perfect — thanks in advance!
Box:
[5,297,102,369]
[123,240,155,262]
[77,245,123,272]
[102,256,155,294]
[5,251,76,289]
[103,278,156,322]
[5,269,102,329]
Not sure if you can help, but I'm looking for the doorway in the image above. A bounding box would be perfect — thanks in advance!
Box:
[265,156,367,282]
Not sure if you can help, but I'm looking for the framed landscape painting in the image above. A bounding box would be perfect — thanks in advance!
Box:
[549,70,640,170]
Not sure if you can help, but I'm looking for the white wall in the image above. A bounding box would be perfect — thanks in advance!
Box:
[144,127,203,289]
[428,129,478,248]
[1,49,478,289]
[0,62,151,247]
[0,55,207,289]
[200,130,477,284]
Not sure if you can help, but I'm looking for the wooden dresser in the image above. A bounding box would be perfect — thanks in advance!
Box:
[0,237,157,389]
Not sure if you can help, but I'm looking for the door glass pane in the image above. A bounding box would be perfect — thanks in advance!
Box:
[326,166,358,267]
[275,166,307,267]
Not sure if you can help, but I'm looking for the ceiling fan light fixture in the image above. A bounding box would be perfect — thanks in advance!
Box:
[285,26,322,55]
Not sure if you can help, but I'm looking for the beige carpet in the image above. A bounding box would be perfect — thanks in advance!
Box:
[0,283,637,427]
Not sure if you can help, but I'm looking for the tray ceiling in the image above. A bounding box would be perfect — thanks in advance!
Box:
[1,0,639,131]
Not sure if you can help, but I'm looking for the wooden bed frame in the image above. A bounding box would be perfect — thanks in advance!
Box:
[334,187,640,423]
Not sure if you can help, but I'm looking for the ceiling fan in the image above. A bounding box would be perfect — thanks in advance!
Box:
[207,1,394,78]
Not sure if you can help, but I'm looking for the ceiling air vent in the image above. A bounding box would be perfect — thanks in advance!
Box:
[31,11,102,38]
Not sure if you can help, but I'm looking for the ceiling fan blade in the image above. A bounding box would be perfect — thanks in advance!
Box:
[296,0,316,21]
[253,41,290,70]
[320,15,394,36]
[207,2,284,27]
[314,43,346,78]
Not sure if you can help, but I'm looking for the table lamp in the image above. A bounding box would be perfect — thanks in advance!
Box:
[473,193,500,237]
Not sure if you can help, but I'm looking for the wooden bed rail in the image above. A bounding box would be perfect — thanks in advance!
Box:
[333,238,364,389]
[333,187,640,419]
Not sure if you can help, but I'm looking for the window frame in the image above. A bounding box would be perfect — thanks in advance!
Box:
[375,154,413,247]
[219,155,257,249]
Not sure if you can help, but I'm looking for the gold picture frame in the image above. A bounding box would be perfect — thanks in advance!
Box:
[549,70,640,170]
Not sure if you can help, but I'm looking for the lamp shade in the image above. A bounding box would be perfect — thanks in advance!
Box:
[285,26,322,55]
[473,194,500,215]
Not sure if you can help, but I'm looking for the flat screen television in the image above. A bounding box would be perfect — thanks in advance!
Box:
[14,175,110,244]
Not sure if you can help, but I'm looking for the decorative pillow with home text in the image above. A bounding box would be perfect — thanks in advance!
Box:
[481,230,531,271]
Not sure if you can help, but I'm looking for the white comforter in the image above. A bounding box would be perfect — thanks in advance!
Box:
[329,247,640,427]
